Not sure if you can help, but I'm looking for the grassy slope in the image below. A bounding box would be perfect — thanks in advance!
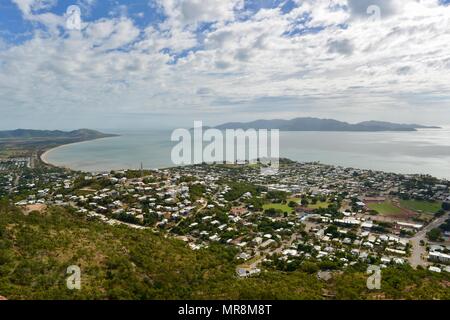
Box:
[0,202,449,300]
[0,202,322,300]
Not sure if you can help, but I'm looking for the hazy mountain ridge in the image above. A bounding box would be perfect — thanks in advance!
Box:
[214,118,440,132]
[0,129,117,139]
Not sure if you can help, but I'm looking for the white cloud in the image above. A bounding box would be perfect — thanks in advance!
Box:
[2,0,450,128]
[158,0,243,28]
[12,0,64,32]
[12,0,57,15]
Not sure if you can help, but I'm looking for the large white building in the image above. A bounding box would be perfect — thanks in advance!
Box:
[428,251,450,264]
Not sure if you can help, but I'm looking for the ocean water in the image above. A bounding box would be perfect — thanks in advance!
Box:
[43,128,450,179]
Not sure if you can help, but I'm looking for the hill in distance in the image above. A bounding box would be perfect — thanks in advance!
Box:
[0,129,117,140]
[214,118,441,132]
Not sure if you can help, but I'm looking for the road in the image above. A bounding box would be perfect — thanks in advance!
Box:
[408,212,449,267]
[241,233,299,271]
[168,199,208,232]
[8,174,20,195]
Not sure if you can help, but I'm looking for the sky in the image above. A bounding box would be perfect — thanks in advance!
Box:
[0,0,450,130]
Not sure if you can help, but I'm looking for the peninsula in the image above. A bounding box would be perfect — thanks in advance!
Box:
[0,129,118,166]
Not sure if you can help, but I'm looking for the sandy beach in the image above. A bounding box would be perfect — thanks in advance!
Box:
[40,145,65,166]
[39,137,117,168]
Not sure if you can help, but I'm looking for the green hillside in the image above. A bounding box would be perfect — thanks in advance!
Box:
[0,201,449,300]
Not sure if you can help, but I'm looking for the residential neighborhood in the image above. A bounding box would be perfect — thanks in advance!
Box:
[3,159,450,277]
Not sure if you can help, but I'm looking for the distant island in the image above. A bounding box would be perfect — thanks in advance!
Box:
[214,118,441,132]
[0,129,117,164]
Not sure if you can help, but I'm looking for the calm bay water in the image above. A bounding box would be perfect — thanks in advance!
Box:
[43,128,450,179]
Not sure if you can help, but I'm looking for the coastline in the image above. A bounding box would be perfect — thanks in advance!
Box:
[39,136,118,168]
[40,145,65,166]
[36,130,450,180]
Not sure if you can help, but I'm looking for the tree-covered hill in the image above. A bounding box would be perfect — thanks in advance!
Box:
[0,201,448,300]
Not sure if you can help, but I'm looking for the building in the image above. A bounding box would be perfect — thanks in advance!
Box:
[236,267,261,278]
[396,221,423,231]
[429,266,441,273]
[428,251,450,264]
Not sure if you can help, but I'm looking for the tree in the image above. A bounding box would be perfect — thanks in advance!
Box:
[439,219,450,232]
[325,225,339,238]
[426,228,442,242]
[288,201,298,208]
[266,191,287,202]
[300,261,319,274]
[435,209,445,217]
[301,199,309,206]
[144,211,159,226]
[264,208,281,217]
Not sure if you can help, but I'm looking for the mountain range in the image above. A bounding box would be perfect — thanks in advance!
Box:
[214,118,440,132]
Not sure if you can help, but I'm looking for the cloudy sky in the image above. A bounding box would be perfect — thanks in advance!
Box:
[1,0,450,130]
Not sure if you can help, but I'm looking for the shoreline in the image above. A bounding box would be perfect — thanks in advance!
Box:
[36,133,450,180]
[40,145,66,166]
[39,136,118,168]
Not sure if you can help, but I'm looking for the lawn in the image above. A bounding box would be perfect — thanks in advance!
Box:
[399,200,442,214]
[307,201,331,209]
[263,203,293,214]
[367,201,402,215]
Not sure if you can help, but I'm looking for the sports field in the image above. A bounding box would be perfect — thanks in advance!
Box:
[263,203,293,214]
[367,201,403,215]
[399,200,442,214]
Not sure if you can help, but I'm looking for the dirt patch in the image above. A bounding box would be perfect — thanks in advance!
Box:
[390,200,419,220]
[22,204,47,215]
[366,199,418,221]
